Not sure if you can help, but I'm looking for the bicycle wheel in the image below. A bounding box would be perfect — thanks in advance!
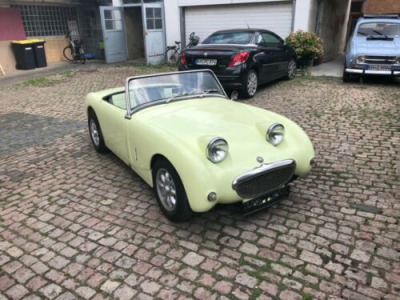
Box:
[63,46,74,61]
[166,49,178,64]
[79,48,86,64]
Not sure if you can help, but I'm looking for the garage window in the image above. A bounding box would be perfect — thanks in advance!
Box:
[11,4,77,36]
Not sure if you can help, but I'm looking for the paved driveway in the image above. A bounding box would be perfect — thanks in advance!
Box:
[0,66,399,300]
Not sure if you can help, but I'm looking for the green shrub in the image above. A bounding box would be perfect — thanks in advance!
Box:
[285,30,323,60]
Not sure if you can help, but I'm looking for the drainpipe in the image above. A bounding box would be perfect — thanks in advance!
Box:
[291,0,296,32]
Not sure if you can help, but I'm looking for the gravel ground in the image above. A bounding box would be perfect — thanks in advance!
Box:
[0,65,399,300]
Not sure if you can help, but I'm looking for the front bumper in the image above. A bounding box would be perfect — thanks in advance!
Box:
[345,68,400,76]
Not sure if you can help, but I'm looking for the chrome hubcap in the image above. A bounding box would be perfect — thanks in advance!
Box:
[90,119,100,146]
[288,60,297,79]
[156,168,177,211]
[247,72,257,96]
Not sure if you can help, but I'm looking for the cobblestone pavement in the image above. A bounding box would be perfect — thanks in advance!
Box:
[0,65,399,300]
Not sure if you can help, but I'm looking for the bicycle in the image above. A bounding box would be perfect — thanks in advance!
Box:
[165,32,200,64]
[63,31,86,64]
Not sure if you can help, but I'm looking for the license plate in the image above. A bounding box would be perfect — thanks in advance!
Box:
[369,65,391,71]
[242,186,290,216]
[195,58,217,66]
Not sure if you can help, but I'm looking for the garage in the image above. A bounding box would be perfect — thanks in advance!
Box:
[184,1,293,43]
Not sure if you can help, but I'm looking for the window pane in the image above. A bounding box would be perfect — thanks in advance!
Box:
[114,20,123,30]
[105,20,114,30]
[155,19,162,29]
[147,19,154,30]
[146,8,154,18]
[154,8,161,18]
[104,10,112,20]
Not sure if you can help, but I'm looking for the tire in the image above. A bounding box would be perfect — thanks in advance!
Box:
[286,58,297,80]
[79,48,86,64]
[63,46,74,61]
[88,110,108,153]
[166,49,178,64]
[241,69,258,98]
[152,158,193,222]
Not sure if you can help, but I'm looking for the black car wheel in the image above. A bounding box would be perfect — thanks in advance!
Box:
[88,110,108,153]
[241,69,258,98]
[286,59,297,80]
[152,158,193,222]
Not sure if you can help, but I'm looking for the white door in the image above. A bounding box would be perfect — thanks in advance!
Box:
[185,2,293,43]
[100,6,128,64]
[143,3,165,65]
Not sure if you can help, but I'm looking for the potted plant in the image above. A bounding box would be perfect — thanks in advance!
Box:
[285,30,324,69]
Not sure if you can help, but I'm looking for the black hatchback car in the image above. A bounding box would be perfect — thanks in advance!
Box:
[178,29,297,98]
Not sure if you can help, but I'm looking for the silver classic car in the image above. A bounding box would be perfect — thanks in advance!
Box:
[343,15,400,82]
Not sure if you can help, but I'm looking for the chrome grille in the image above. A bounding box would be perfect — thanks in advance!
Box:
[365,56,396,65]
[232,160,296,199]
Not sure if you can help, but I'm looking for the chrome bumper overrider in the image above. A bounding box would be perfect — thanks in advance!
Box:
[232,159,296,199]
[345,68,400,76]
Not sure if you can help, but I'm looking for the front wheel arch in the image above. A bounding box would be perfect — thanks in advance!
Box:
[151,156,194,222]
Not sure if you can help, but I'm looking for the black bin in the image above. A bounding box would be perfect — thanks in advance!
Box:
[11,40,36,70]
[32,40,47,68]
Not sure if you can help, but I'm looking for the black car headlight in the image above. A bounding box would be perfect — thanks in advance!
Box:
[267,123,285,146]
[356,56,365,64]
[207,138,228,163]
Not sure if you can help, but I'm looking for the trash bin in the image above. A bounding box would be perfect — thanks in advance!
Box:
[31,39,47,68]
[11,40,36,70]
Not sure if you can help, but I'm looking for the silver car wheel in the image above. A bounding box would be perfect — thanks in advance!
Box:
[89,119,100,147]
[288,59,297,79]
[156,168,177,212]
[247,71,258,96]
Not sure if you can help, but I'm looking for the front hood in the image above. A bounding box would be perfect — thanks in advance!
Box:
[134,97,311,165]
[135,97,278,142]
[353,38,400,56]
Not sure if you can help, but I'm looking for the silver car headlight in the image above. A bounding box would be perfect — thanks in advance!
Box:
[267,123,285,146]
[396,57,400,65]
[207,138,228,163]
[356,55,365,64]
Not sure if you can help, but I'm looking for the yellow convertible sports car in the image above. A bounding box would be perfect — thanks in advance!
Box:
[85,70,315,222]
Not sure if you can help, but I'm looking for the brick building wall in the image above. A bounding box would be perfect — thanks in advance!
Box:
[364,0,400,14]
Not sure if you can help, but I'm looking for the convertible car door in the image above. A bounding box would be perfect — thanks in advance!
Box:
[96,94,130,164]
[261,32,287,80]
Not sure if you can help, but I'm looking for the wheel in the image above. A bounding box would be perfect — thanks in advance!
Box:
[88,110,108,153]
[152,158,193,222]
[241,69,258,98]
[166,49,178,64]
[79,48,86,64]
[286,58,297,80]
[63,46,74,61]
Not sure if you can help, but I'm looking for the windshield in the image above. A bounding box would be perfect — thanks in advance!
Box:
[127,71,226,108]
[357,22,400,37]
[203,31,253,44]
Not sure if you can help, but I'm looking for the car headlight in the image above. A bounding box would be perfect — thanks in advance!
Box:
[267,123,285,146]
[356,56,365,64]
[207,138,228,163]
[396,57,400,65]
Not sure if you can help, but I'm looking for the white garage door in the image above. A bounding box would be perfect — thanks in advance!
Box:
[184,2,293,44]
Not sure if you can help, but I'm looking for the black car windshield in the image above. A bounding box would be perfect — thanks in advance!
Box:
[202,31,253,44]
[357,22,400,37]
[127,71,226,108]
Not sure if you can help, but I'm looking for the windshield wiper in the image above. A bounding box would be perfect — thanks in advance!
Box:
[165,92,190,103]
[199,89,221,98]
[372,30,389,39]
[357,31,367,36]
